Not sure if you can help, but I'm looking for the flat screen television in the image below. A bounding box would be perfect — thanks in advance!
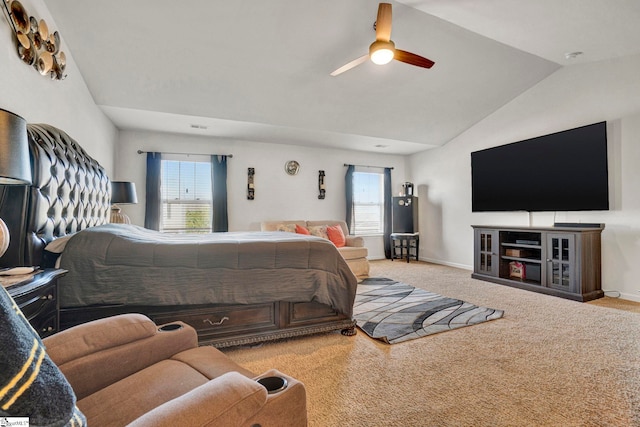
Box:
[471,121,609,212]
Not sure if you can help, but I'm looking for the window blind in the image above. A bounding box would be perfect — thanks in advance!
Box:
[161,160,212,233]
[352,171,384,235]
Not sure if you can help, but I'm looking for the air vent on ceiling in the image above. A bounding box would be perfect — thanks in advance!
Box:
[564,51,583,60]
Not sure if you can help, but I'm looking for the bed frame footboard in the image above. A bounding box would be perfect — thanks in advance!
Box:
[60,300,356,348]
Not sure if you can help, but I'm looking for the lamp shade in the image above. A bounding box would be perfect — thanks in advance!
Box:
[0,109,31,185]
[111,181,138,204]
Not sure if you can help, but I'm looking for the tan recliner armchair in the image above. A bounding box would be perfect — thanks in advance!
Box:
[44,314,308,426]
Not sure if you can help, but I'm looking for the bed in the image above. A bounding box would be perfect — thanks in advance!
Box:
[0,123,357,347]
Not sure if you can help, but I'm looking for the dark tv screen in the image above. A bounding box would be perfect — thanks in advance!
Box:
[471,122,609,212]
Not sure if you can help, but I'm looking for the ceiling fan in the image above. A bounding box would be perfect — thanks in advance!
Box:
[330,2,435,76]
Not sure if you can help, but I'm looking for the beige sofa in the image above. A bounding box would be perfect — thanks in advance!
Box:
[261,219,370,279]
[44,314,308,426]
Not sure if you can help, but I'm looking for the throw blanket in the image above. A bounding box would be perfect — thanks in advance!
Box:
[58,224,358,316]
[0,288,85,426]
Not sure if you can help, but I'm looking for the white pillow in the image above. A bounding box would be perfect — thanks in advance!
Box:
[44,234,76,253]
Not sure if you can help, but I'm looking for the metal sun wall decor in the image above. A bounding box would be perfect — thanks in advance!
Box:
[1,0,67,80]
[285,160,300,176]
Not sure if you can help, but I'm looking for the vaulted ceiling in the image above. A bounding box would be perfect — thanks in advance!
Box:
[43,0,640,154]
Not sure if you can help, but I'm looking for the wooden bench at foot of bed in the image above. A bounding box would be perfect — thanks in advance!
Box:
[60,301,357,348]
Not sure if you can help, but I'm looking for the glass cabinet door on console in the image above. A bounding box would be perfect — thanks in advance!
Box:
[475,229,498,277]
[546,233,576,293]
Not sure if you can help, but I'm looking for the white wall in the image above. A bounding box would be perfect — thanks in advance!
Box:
[114,130,409,259]
[0,0,116,171]
[12,3,637,299]
[410,53,640,301]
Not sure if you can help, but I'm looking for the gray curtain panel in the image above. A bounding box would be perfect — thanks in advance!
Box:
[144,152,161,230]
[344,164,354,233]
[211,155,229,232]
[384,167,392,259]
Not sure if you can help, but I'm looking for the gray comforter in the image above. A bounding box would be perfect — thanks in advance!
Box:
[58,224,358,317]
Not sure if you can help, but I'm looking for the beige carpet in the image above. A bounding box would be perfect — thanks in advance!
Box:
[223,260,640,426]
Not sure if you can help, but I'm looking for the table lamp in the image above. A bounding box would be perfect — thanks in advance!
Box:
[0,109,32,257]
[110,181,138,224]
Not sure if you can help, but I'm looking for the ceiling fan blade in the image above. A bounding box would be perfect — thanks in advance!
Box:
[330,54,369,76]
[394,49,435,69]
[375,3,392,41]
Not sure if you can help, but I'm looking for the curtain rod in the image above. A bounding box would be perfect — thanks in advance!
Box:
[137,150,233,158]
[344,163,393,170]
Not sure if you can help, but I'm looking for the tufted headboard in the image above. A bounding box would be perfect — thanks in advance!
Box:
[0,124,110,267]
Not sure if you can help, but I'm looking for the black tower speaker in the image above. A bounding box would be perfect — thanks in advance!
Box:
[392,196,418,233]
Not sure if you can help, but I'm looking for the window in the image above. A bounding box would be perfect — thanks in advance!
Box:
[351,171,384,235]
[161,159,212,233]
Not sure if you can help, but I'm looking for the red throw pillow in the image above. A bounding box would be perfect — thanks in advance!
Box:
[326,224,346,247]
[295,224,310,235]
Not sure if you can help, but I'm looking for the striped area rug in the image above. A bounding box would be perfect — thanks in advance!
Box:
[354,277,504,344]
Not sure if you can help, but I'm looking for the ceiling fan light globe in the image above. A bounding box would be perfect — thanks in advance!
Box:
[371,48,394,65]
[369,40,395,65]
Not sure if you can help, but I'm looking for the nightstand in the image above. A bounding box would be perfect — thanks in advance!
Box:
[2,268,68,338]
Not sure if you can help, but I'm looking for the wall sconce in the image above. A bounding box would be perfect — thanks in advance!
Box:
[318,170,326,199]
[1,0,67,80]
[247,168,255,200]
[0,109,31,258]
[110,181,138,224]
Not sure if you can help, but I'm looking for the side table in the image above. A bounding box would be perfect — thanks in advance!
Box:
[391,233,419,263]
[3,268,68,338]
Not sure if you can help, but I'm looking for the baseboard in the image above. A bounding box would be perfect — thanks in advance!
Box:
[369,256,472,272]
[369,255,472,271]
[419,257,472,271]
[610,290,640,303]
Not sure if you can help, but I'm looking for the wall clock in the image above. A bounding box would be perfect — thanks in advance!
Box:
[285,160,300,175]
